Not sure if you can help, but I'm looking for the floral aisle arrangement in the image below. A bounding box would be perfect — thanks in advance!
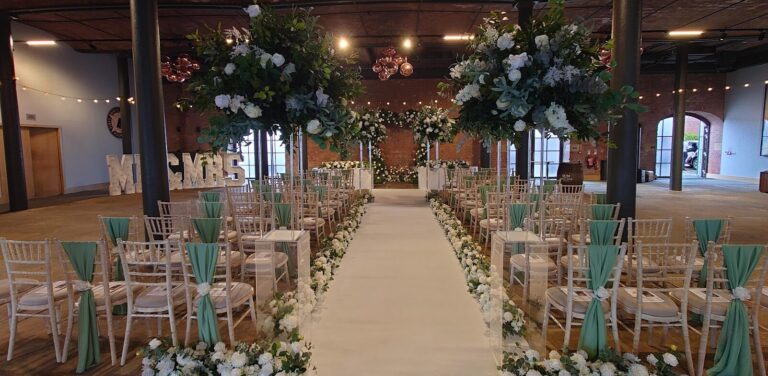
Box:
[140,194,370,376]
[386,166,418,184]
[439,0,643,144]
[425,160,470,169]
[500,349,682,376]
[318,161,365,169]
[187,2,363,151]
[411,105,456,144]
[355,109,389,184]
[430,199,526,337]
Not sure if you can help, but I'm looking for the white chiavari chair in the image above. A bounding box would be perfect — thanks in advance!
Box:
[625,218,672,282]
[117,239,189,365]
[158,200,196,218]
[1,239,70,362]
[244,240,291,296]
[510,242,560,302]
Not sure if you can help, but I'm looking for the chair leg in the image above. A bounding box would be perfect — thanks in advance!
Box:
[49,306,62,363]
[542,299,551,351]
[121,313,133,366]
[227,308,236,346]
[62,301,75,362]
[632,313,642,354]
[168,309,179,348]
[697,318,711,376]
[681,322,695,376]
[7,310,17,361]
[563,308,573,349]
[248,297,258,325]
[105,309,117,366]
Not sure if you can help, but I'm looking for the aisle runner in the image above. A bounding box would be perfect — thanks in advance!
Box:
[311,190,497,376]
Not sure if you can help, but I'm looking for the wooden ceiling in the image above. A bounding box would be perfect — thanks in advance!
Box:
[3,0,768,77]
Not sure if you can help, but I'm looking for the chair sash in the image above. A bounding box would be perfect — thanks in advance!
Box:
[542,179,558,194]
[192,218,222,243]
[101,217,130,315]
[262,192,283,203]
[201,201,223,219]
[314,185,327,201]
[693,219,725,287]
[590,204,614,220]
[589,220,618,246]
[274,203,292,229]
[578,244,619,359]
[708,245,763,376]
[508,203,528,253]
[593,192,607,204]
[186,243,221,345]
[200,191,221,203]
[62,242,101,373]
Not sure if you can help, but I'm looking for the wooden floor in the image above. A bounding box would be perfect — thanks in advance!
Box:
[0,179,766,374]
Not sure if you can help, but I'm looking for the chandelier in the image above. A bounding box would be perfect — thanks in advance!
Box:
[371,46,413,81]
[161,54,201,83]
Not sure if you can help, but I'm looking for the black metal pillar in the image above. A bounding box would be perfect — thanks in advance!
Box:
[670,42,688,191]
[480,142,490,168]
[260,132,269,178]
[514,0,533,179]
[607,0,642,219]
[130,0,169,217]
[0,14,28,211]
[117,54,133,154]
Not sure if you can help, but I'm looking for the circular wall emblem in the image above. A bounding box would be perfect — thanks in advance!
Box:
[107,107,123,138]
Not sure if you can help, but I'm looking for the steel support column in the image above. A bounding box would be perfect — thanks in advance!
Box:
[117,55,133,154]
[670,42,688,191]
[514,0,533,179]
[0,14,28,211]
[607,0,642,219]
[130,0,169,217]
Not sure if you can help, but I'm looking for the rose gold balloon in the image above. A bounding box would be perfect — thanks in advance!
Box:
[372,63,383,73]
[400,62,414,76]
[378,71,389,80]
[383,47,396,56]
[394,55,404,66]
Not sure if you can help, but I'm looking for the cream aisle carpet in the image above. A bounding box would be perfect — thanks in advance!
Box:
[311,189,497,376]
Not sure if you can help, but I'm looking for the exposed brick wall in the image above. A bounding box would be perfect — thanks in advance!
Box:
[168,74,726,176]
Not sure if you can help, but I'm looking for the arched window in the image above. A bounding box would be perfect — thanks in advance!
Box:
[239,131,286,179]
[655,116,707,178]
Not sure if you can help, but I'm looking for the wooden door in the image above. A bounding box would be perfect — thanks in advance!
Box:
[28,127,63,197]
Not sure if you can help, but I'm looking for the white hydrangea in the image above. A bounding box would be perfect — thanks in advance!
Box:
[229,95,245,113]
[497,32,515,50]
[231,44,250,57]
[455,83,481,105]
[662,352,679,367]
[243,103,262,118]
[484,27,499,43]
[534,34,550,50]
[214,94,231,109]
[271,53,285,67]
[244,4,261,17]
[224,63,236,75]
[506,52,529,69]
[306,119,322,134]
[628,364,650,376]
[507,69,522,82]
[544,102,574,132]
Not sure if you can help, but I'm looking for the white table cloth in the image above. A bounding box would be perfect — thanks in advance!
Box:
[417,166,447,190]
[352,168,372,190]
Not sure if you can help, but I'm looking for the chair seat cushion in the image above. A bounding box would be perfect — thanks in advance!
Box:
[135,284,188,309]
[510,254,557,272]
[92,282,143,306]
[0,278,38,302]
[618,288,679,317]
[220,230,238,242]
[168,230,190,241]
[469,208,484,218]
[461,201,478,209]
[169,251,243,268]
[241,234,263,242]
[569,233,590,244]
[245,252,289,271]
[546,286,609,314]
[479,218,503,229]
[193,282,254,309]
[670,288,729,317]
[19,280,69,307]
[624,255,660,273]
[320,207,336,217]
[302,217,326,228]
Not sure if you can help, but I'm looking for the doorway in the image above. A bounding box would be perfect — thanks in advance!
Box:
[655,115,709,178]
[0,125,64,204]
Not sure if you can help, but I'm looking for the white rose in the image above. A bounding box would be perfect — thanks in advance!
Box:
[271,53,285,67]
[513,120,526,132]
[662,353,679,367]
[229,95,244,113]
[243,103,262,118]
[535,34,549,50]
[558,371,572,376]
[257,352,273,365]
[259,53,272,68]
[507,69,521,82]
[628,364,649,376]
[244,4,261,17]
[148,338,161,350]
[646,354,658,366]
[230,351,248,368]
[525,370,542,376]
[305,120,320,134]
[214,342,226,352]
[507,52,528,69]
[224,63,236,75]
[497,33,515,50]
[594,286,610,301]
[214,94,231,109]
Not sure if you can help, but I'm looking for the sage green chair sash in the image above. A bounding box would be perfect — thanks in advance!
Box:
[262,192,283,203]
[446,168,455,181]
[62,242,101,373]
[708,245,763,376]
[200,191,220,203]
[201,201,223,219]
[578,244,619,359]
[186,243,221,345]
[314,185,327,200]
[589,220,618,246]
[542,179,558,194]
[508,203,528,229]
[693,219,725,288]
[479,185,492,205]
[590,204,615,220]
[101,217,130,315]
[274,203,292,229]
[192,218,221,243]
[462,176,474,188]
[331,176,342,189]
[592,192,607,204]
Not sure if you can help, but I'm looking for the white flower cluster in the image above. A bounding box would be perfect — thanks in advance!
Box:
[318,161,363,169]
[455,83,481,105]
[544,102,574,133]
[429,199,526,337]
[499,348,679,376]
[141,339,310,376]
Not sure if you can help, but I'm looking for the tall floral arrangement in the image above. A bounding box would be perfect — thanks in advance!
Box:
[187,2,363,151]
[411,105,456,144]
[439,0,642,144]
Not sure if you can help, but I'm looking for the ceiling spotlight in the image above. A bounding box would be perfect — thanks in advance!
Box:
[655,93,661,97]
[434,99,438,103]
[338,37,350,50]
[692,88,698,92]
[93,99,98,103]
[725,86,731,90]
[116,96,121,101]
[418,101,422,105]
[26,40,57,46]
[105,99,110,103]
[744,83,750,87]
[402,101,406,105]
[638,96,643,99]
[719,32,726,41]
[77,99,83,103]
[402,38,413,49]
[367,101,371,105]
[225,38,233,45]
[707,87,713,91]
[668,30,704,37]
[386,102,390,105]
[350,100,355,104]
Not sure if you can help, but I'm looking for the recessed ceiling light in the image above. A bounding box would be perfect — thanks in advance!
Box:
[338,37,349,50]
[350,100,355,104]
[707,87,713,91]
[402,38,413,49]
[367,101,371,105]
[668,30,704,37]
[26,40,57,46]
[744,83,750,87]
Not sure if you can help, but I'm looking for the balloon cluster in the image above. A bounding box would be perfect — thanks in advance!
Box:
[371,47,413,81]
[161,54,201,83]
